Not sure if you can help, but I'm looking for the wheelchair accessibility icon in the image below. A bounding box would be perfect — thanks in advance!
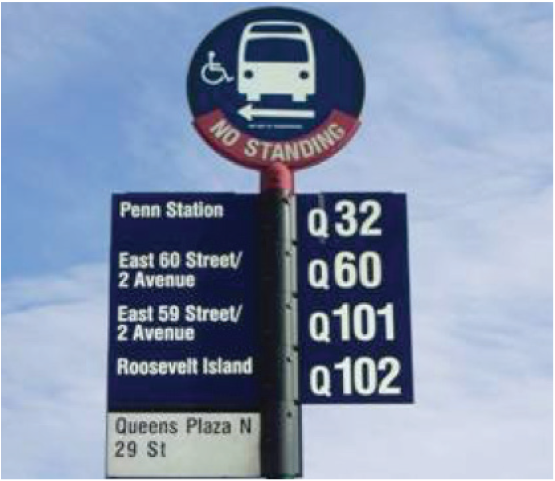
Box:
[200,51,234,86]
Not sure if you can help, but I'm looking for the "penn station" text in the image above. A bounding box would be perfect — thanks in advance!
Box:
[119,200,224,219]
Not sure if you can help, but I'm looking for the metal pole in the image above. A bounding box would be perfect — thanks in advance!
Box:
[259,163,301,479]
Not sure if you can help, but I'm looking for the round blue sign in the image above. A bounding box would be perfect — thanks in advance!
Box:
[188,7,365,170]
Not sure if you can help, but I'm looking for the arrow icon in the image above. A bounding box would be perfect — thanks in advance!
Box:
[238,104,315,121]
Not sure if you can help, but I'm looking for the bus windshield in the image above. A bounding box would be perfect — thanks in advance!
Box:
[245,38,308,62]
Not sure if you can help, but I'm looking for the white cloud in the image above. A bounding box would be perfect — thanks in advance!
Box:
[304,376,551,478]
[2,265,108,478]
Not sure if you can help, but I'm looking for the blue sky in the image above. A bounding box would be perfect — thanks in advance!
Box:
[2,2,553,478]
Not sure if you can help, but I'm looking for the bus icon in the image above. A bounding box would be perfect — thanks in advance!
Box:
[238,21,316,103]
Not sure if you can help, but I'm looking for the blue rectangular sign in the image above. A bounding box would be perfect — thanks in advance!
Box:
[108,193,260,411]
[297,193,414,404]
[108,191,413,411]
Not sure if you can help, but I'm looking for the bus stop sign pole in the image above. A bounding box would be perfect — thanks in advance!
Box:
[259,162,301,478]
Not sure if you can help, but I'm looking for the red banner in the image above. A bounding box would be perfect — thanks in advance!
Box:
[194,109,360,171]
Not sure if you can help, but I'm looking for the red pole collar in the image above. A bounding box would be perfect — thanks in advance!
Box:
[260,162,294,193]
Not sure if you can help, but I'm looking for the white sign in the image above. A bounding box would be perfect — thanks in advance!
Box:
[107,412,261,477]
